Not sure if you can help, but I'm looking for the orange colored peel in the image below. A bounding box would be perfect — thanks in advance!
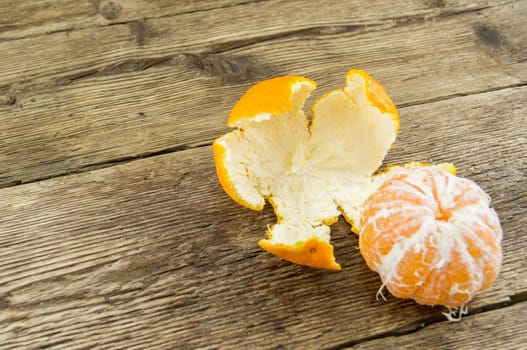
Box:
[213,68,503,314]
[213,140,263,210]
[228,76,316,127]
[214,69,399,270]
[259,237,341,270]
[348,69,398,117]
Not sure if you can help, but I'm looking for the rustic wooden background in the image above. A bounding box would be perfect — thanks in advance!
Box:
[1,0,526,349]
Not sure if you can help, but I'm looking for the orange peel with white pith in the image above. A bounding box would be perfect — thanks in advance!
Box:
[213,69,400,270]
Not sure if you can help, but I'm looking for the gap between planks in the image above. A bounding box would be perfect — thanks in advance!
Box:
[0,0,508,42]
[1,1,525,192]
[1,82,525,190]
[0,0,267,42]
[0,139,524,348]
[325,291,527,350]
[2,0,524,91]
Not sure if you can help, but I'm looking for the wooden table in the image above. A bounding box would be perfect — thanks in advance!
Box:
[1,1,526,349]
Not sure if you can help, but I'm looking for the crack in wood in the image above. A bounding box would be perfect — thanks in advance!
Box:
[4,2,512,96]
[35,338,74,349]
[187,3,509,55]
[209,25,370,53]
[397,82,527,109]
[1,2,519,96]
[434,4,492,19]
[10,4,516,93]
[0,0,273,43]
[64,56,174,83]
[0,142,210,189]
[20,52,270,88]
[1,80,525,190]
[208,3,489,53]
[510,290,527,304]
[0,1,504,45]
[322,294,527,350]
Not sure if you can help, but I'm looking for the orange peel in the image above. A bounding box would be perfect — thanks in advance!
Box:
[259,237,340,270]
[213,69,399,269]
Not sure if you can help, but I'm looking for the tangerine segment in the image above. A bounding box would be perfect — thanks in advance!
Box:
[359,167,502,307]
[228,76,317,128]
[259,237,341,270]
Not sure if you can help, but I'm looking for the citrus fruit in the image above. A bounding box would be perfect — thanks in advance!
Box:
[213,69,399,270]
[359,166,503,309]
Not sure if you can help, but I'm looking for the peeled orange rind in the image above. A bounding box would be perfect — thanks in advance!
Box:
[214,70,399,270]
[213,68,503,316]
[259,237,341,270]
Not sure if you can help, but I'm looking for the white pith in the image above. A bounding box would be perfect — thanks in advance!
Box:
[217,76,398,246]
[360,167,503,306]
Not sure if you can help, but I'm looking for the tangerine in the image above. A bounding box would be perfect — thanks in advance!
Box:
[359,167,503,309]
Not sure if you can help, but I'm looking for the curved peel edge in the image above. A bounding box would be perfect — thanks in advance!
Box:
[259,237,341,270]
[228,76,317,128]
[345,69,399,128]
[213,137,265,210]
[215,69,406,270]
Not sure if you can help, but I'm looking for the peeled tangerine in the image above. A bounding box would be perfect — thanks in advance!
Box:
[213,69,502,311]
[359,165,503,314]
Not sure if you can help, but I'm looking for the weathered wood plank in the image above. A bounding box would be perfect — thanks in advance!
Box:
[1,1,521,89]
[0,0,254,40]
[0,87,525,349]
[1,2,526,188]
[0,0,502,41]
[350,301,527,350]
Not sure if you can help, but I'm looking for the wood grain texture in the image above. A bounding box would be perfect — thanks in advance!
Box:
[2,1,527,348]
[1,1,526,188]
[350,301,527,350]
[0,87,525,349]
[0,0,254,40]
[1,1,521,88]
[0,0,502,41]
